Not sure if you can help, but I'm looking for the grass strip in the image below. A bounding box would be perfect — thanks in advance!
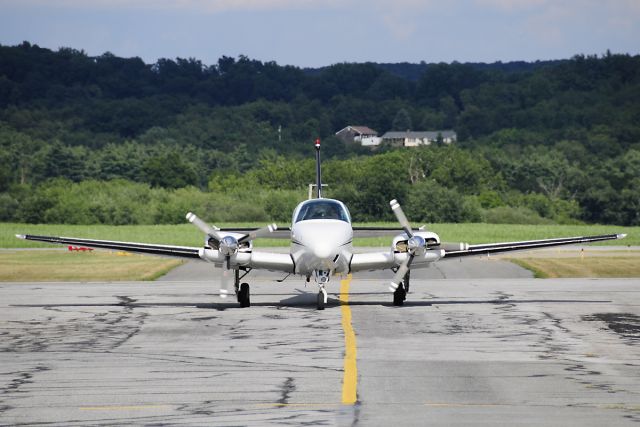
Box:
[0,250,184,282]
[508,257,640,278]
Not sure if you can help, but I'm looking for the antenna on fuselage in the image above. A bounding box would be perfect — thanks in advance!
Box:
[315,138,322,199]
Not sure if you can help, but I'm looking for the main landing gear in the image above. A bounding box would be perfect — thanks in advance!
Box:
[233,269,251,308]
[237,282,250,307]
[392,270,410,306]
[393,284,406,306]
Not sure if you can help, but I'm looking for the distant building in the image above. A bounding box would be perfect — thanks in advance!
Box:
[335,126,381,146]
[380,130,457,147]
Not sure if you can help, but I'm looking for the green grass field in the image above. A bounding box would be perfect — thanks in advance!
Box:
[2,222,637,248]
[0,250,183,282]
[509,256,640,278]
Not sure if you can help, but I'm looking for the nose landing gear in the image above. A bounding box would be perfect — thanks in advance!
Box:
[314,270,330,310]
[317,286,327,310]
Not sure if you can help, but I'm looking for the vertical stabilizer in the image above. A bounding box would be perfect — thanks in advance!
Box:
[315,138,322,199]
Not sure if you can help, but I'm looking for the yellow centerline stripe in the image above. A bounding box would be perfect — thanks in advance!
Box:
[340,274,358,405]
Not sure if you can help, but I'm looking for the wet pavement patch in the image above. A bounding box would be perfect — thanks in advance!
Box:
[583,313,640,341]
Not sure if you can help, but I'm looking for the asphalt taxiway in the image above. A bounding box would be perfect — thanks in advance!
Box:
[1,256,639,426]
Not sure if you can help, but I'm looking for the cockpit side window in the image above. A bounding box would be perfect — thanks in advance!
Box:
[295,200,350,223]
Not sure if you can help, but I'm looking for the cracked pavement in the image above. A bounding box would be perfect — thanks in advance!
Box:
[1,259,639,426]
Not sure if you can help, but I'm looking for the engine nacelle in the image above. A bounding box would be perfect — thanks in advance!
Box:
[392,231,440,252]
[204,232,252,251]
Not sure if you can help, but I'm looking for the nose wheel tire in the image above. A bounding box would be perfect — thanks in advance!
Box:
[393,283,406,306]
[317,288,327,310]
[238,282,250,308]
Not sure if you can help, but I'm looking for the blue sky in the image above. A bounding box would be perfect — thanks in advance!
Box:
[1,0,639,67]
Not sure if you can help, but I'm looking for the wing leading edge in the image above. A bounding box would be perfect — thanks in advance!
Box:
[16,234,201,259]
[442,233,626,258]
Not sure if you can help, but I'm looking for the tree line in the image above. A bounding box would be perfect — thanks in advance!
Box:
[0,42,638,225]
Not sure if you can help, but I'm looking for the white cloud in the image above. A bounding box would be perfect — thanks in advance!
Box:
[471,0,640,50]
[368,0,438,41]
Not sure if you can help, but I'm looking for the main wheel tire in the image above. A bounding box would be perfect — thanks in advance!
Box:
[317,291,325,310]
[239,282,250,308]
[393,283,406,306]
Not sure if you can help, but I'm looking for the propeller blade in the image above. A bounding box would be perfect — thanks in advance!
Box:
[237,223,278,244]
[389,254,413,292]
[220,255,231,299]
[186,212,220,240]
[390,199,413,238]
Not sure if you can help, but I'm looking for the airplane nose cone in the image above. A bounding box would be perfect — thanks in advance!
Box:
[313,244,333,260]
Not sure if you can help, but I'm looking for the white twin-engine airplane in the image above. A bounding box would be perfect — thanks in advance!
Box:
[18,140,626,310]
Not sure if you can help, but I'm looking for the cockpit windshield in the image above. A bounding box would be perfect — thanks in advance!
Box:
[295,200,350,223]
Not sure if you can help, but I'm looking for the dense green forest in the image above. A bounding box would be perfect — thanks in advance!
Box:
[0,42,638,225]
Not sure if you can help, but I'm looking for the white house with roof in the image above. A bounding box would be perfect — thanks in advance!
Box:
[380,130,457,147]
[335,126,381,146]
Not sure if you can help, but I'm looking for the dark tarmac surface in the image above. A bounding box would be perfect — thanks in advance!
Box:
[1,256,640,426]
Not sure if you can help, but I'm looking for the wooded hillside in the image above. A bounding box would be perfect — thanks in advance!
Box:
[1,42,638,225]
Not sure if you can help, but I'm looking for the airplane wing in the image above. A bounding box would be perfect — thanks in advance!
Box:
[16,234,201,258]
[441,233,626,258]
[15,234,296,273]
[349,251,396,272]
[349,233,626,272]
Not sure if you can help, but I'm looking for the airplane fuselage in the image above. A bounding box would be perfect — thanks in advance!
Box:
[290,198,353,279]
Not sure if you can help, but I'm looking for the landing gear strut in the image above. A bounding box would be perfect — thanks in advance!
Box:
[404,270,410,294]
